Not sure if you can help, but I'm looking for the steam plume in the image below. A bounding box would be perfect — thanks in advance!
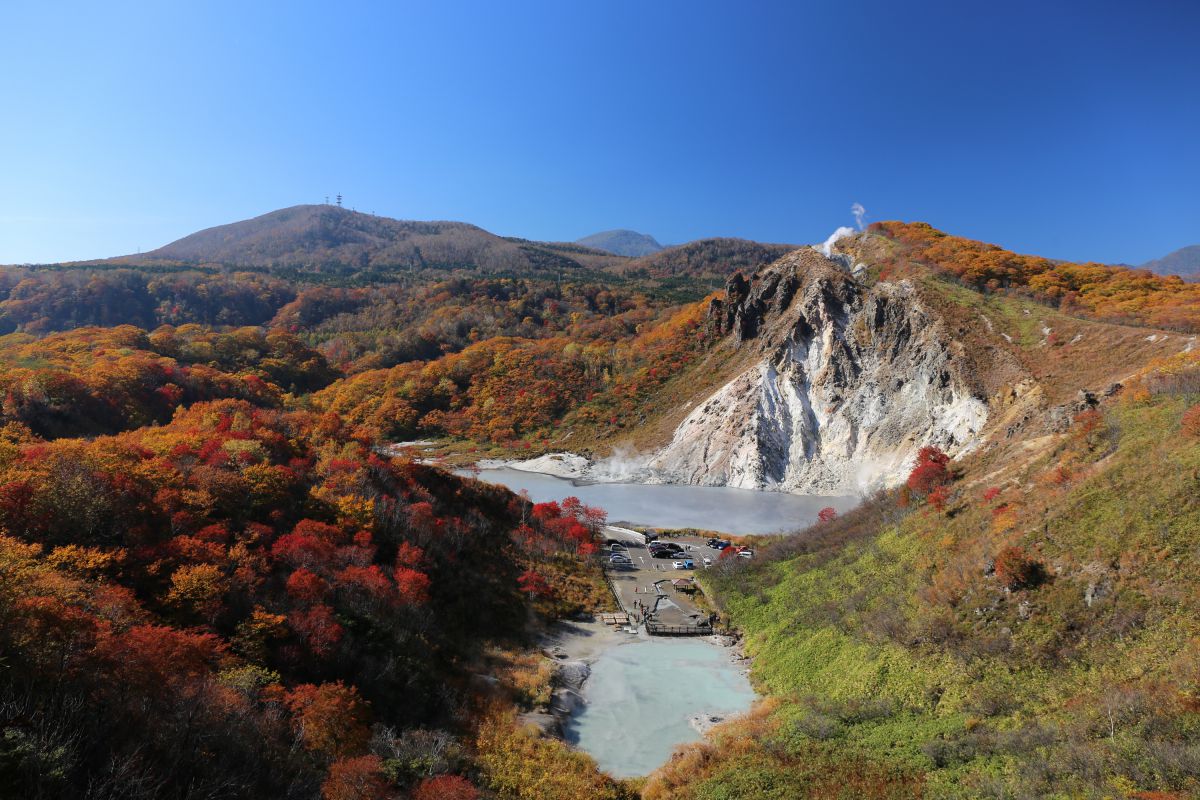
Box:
[818,226,855,257]
[852,202,867,231]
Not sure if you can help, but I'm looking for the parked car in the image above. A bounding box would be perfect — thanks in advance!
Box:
[610,542,628,551]
[672,560,695,570]
[702,556,713,566]
[737,549,754,559]
[711,540,731,550]
[653,550,676,559]
[610,555,632,565]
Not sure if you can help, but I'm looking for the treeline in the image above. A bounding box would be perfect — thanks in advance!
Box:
[0,266,683,373]
[281,277,656,373]
[0,325,334,438]
[0,267,295,333]
[616,238,793,280]
[311,301,714,446]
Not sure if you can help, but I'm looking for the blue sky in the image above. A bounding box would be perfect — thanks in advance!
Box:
[1,0,1197,265]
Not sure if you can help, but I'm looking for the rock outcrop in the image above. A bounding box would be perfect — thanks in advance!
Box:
[647,248,988,494]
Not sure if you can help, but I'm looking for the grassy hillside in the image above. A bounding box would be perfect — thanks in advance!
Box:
[648,352,1200,799]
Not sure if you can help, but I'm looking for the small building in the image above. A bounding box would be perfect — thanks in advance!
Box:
[671,578,697,594]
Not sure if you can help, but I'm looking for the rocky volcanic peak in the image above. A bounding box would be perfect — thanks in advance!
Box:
[576,229,663,257]
[647,248,988,494]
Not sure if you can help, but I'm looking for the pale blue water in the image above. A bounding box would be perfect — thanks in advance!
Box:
[470,466,856,535]
[564,638,757,778]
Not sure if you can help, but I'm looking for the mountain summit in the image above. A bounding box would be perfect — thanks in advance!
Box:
[121,204,620,274]
[1142,244,1200,281]
[575,229,663,257]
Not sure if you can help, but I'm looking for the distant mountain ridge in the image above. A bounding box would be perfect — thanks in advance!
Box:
[92,206,791,296]
[575,229,663,257]
[1142,244,1200,281]
[114,204,626,275]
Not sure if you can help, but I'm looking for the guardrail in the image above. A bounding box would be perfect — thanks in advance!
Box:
[645,623,720,637]
[600,566,627,614]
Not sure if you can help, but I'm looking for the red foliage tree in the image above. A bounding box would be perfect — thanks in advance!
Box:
[392,566,432,605]
[286,568,330,603]
[292,518,345,545]
[288,604,344,657]
[272,530,336,570]
[817,507,838,523]
[927,485,950,512]
[906,446,951,496]
[285,681,371,758]
[413,775,479,800]
[994,546,1046,590]
[97,624,226,691]
[321,755,391,800]
[531,501,561,522]
[1183,404,1200,439]
[395,542,425,568]
[335,564,405,610]
[517,569,550,599]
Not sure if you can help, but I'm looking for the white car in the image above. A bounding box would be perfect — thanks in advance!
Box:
[702,556,713,566]
[737,549,754,559]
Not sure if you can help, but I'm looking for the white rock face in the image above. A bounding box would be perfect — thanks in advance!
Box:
[645,253,987,494]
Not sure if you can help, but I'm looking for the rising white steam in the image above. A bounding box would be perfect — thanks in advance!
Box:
[817,226,855,257]
[816,203,868,257]
[851,202,867,231]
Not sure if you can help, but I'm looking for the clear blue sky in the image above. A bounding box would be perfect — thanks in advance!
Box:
[1,0,1197,265]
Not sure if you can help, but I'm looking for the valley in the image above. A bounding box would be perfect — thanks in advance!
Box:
[1,205,1198,799]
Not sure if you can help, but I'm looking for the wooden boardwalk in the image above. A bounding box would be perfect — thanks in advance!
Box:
[645,622,715,637]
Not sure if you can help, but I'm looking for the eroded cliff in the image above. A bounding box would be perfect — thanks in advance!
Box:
[644,249,987,493]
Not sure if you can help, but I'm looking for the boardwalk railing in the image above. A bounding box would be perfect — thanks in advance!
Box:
[645,623,719,637]
[600,567,626,614]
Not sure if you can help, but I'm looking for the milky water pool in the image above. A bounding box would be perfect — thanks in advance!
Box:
[564,637,756,778]
[471,467,857,535]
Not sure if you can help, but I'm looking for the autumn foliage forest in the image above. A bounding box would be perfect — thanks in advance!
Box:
[3,215,1200,798]
[872,221,1200,331]
[0,220,744,799]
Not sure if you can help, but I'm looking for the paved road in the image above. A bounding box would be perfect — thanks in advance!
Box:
[601,527,730,628]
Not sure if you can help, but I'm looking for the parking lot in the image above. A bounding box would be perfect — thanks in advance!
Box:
[601,527,745,630]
